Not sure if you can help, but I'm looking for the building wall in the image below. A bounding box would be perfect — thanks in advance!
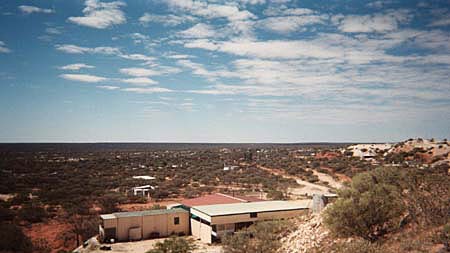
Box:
[191,218,201,240]
[103,210,189,242]
[211,209,307,225]
[103,218,117,228]
[191,218,212,244]
[167,212,189,236]
[117,216,142,241]
[142,214,168,238]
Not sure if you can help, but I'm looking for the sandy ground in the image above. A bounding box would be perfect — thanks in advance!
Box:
[311,170,343,189]
[83,237,222,253]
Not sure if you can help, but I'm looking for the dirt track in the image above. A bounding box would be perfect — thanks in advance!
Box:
[256,165,341,197]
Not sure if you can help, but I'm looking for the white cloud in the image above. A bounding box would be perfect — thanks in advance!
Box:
[238,0,265,5]
[68,0,126,29]
[97,85,120,90]
[177,59,215,80]
[45,27,61,35]
[336,11,411,33]
[18,5,54,14]
[179,23,217,38]
[429,17,450,27]
[263,6,314,16]
[122,77,158,86]
[119,54,155,61]
[55,44,155,62]
[185,39,344,59]
[139,13,196,26]
[55,44,91,54]
[59,63,95,70]
[0,41,11,53]
[60,74,107,83]
[259,15,327,33]
[166,0,256,22]
[119,68,162,77]
[167,54,193,59]
[122,87,172,93]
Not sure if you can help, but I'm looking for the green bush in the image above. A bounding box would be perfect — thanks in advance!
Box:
[18,202,48,223]
[334,239,388,253]
[146,237,196,253]
[0,223,33,253]
[222,220,289,253]
[324,167,405,242]
[266,190,286,200]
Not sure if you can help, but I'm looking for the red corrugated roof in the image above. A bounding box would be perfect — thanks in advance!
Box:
[181,193,262,207]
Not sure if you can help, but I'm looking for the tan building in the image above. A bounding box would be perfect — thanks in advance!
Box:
[99,208,189,242]
[190,200,309,243]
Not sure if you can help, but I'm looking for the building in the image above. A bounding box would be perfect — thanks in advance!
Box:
[131,185,155,197]
[190,200,310,243]
[99,208,189,242]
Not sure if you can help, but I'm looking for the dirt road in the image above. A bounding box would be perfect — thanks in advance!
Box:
[257,165,340,197]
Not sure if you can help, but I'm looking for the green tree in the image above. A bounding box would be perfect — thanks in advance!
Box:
[146,237,197,253]
[323,167,405,242]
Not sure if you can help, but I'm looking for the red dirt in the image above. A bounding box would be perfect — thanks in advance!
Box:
[315,151,341,159]
[23,219,75,253]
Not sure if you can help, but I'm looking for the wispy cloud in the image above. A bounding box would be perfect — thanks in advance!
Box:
[0,41,11,53]
[139,13,197,26]
[97,85,120,90]
[119,68,163,77]
[122,77,158,86]
[179,23,218,38]
[166,0,256,22]
[60,74,107,83]
[68,0,126,29]
[55,44,155,62]
[122,87,172,94]
[58,63,95,71]
[335,10,411,33]
[18,5,54,14]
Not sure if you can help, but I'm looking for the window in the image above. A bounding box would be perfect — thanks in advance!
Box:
[250,212,258,218]
[174,217,180,225]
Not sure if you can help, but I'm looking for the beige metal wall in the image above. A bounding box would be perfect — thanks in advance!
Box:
[117,216,142,241]
[110,211,189,242]
[103,218,117,228]
[191,218,213,244]
[167,212,189,235]
[211,209,307,225]
[142,214,167,238]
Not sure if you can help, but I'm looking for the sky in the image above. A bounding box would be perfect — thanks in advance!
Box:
[0,0,449,143]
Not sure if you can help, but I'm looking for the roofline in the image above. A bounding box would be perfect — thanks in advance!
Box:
[191,206,308,217]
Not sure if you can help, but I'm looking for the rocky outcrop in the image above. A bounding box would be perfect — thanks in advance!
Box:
[279,213,329,253]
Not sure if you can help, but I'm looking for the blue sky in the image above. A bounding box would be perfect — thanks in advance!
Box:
[0,0,449,142]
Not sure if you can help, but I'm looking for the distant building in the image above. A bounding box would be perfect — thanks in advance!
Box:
[223,165,239,171]
[99,208,189,242]
[132,176,156,180]
[132,185,155,197]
